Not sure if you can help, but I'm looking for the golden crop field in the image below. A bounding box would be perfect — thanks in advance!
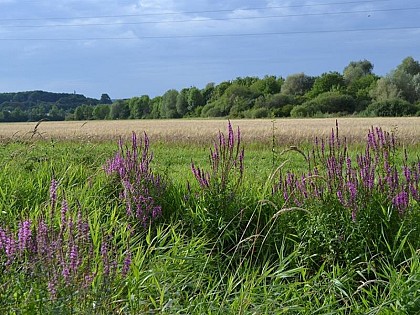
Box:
[0,117,419,146]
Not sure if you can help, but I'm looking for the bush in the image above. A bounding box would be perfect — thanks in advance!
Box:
[300,91,356,116]
[290,105,308,117]
[251,107,270,118]
[364,98,418,116]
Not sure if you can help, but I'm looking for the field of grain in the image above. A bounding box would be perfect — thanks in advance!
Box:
[0,117,419,145]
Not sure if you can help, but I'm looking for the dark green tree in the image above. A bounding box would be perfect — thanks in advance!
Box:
[343,59,374,84]
[161,89,179,118]
[110,100,130,119]
[100,93,113,104]
[129,95,151,119]
[250,75,282,96]
[281,73,314,96]
[176,89,189,117]
[92,104,110,120]
[306,72,345,98]
[187,87,205,112]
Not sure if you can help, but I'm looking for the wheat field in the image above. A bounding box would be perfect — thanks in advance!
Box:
[0,117,419,145]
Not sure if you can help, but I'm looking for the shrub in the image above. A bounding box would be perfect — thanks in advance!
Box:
[299,91,356,116]
[364,98,418,116]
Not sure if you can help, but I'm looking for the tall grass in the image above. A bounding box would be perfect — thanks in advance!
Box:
[0,121,418,314]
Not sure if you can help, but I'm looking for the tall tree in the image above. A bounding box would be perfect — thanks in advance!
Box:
[160,89,179,118]
[281,73,314,96]
[306,72,345,98]
[187,87,205,111]
[100,93,112,104]
[369,77,400,102]
[176,89,189,117]
[129,95,150,119]
[343,60,374,84]
[110,100,130,119]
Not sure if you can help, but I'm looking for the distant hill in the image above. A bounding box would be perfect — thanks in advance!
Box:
[0,90,100,122]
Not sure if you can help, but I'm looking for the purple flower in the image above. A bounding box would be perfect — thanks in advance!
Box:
[122,251,131,277]
[61,199,68,228]
[69,244,79,273]
[50,178,58,209]
[48,275,58,300]
[17,220,32,252]
[101,240,110,276]
[392,191,409,215]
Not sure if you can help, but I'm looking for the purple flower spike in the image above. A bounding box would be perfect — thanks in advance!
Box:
[17,220,32,252]
[122,251,132,277]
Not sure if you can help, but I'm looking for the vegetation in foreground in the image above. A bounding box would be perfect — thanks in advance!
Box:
[0,121,419,314]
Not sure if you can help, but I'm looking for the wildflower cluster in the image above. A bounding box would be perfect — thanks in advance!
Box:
[191,120,245,193]
[105,132,164,227]
[0,179,131,300]
[274,122,419,221]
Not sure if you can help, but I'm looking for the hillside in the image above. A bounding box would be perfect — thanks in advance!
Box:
[0,91,101,122]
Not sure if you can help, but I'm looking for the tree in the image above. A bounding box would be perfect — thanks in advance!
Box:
[129,95,150,119]
[110,100,129,119]
[346,74,378,111]
[211,81,232,101]
[265,93,295,109]
[202,83,215,104]
[306,72,345,98]
[250,75,282,96]
[343,59,374,84]
[48,104,65,120]
[281,73,314,96]
[369,77,401,102]
[93,104,110,120]
[176,89,189,117]
[149,96,162,119]
[160,89,179,118]
[187,87,205,111]
[396,56,420,76]
[100,93,112,104]
[74,104,94,120]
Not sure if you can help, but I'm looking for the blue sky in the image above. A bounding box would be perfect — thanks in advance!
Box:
[0,0,419,99]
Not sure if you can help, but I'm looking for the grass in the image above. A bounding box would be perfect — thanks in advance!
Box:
[0,119,419,314]
[1,117,420,145]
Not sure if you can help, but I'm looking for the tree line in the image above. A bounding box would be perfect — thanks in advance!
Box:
[1,56,420,122]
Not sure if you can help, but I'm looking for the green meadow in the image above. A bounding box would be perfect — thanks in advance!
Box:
[0,120,419,314]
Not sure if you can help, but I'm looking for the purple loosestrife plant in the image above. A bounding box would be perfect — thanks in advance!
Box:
[0,179,132,301]
[190,121,245,221]
[105,132,164,228]
[275,122,419,221]
[272,122,419,266]
[191,121,244,194]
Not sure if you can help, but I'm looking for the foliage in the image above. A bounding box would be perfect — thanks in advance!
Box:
[2,56,420,121]
[271,123,420,268]
[363,99,419,116]
[0,121,419,313]
[291,91,355,117]
[281,72,314,96]
[306,71,345,98]
[104,132,165,228]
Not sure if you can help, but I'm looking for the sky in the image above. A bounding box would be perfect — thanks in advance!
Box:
[0,0,419,99]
